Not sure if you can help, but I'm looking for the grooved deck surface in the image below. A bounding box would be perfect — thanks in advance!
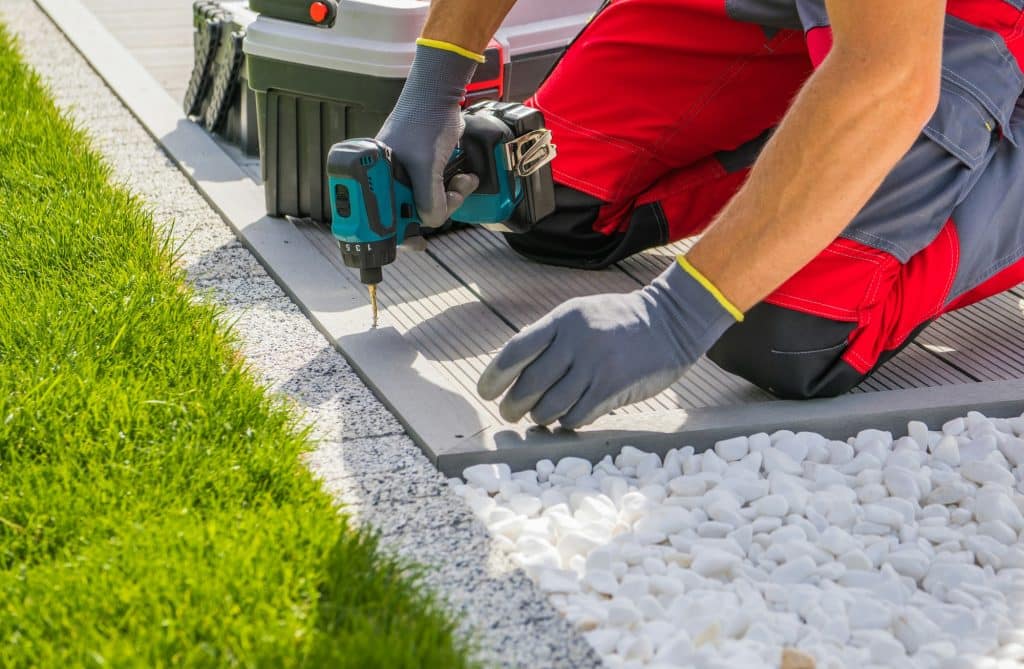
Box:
[80,0,193,101]
[76,1,1023,427]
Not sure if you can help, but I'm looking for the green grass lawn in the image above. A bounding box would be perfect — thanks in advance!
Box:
[0,26,475,668]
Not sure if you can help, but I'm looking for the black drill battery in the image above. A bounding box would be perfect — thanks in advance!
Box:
[462,100,557,233]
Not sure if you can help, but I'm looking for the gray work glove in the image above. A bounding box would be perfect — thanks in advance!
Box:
[478,260,742,429]
[377,43,481,229]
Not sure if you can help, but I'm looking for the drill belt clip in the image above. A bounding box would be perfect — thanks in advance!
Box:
[503,129,557,178]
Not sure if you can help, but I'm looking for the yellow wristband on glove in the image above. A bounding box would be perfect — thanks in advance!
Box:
[676,256,745,322]
[415,37,486,63]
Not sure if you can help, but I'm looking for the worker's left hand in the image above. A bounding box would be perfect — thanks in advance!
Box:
[478,260,742,429]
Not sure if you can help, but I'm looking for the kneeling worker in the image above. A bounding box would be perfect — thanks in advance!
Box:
[377,0,1024,429]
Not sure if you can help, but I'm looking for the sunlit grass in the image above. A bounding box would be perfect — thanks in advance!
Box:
[0,26,475,668]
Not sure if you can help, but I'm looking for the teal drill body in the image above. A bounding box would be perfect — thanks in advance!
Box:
[326,101,556,285]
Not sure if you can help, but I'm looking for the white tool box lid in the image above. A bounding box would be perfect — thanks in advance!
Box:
[243,0,599,79]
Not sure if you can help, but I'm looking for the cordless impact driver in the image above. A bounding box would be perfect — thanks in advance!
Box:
[326,100,557,326]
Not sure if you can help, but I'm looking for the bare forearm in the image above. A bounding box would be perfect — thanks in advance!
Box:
[422,0,518,54]
[686,58,937,311]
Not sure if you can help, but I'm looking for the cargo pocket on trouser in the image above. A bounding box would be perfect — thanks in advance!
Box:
[841,17,1018,264]
[943,142,1024,308]
[943,97,1024,304]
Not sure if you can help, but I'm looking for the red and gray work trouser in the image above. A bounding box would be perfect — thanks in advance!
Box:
[511,0,1024,399]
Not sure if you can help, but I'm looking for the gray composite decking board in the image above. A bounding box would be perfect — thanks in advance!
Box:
[83,7,187,25]
[299,222,514,423]
[99,28,194,50]
[82,0,190,9]
[82,0,193,99]
[428,227,775,410]
[133,46,194,65]
[439,379,1024,475]
[852,343,975,391]
[918,291,1024,381]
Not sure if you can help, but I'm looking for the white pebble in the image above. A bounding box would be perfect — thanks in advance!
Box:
[508,494,542,517]
[961,435,998,463]
[919,525,961,545]
[909,421,931,448]
[556,456,593,479]
[585,570,620,596]
[477,417,1024,669]
[998,437,1024,467]
[585,629,621,654]
[763,448,802,475]
[962,461,1016,487]
[884,467,922,501]
[979,520,1018,545]
[616,446,650,469]
[976,489,1024,530]
[923,562,986,593]
[715,436,749,462]
[635,507,693,536]
[692,548,741,577]
[848,594,892,630]
[828,440,855,465]
[668,476,707,497]
[928,484,970,506]
[752,494,789,518]
[538,568,581,593]
[463,463,511,493]
[772,556,816,584]
[839,549,873,571]
[886,550,930,581]
[932,435,962,466]
[775,435,809,463]
[943,417,966,436]
[841,452,883,475]
[607,598,642,627]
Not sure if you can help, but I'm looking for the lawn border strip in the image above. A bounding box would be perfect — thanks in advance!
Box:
[36,0,1024,477]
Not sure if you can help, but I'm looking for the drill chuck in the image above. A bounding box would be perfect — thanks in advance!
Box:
[359,267,383,286]
[339,237,396,285]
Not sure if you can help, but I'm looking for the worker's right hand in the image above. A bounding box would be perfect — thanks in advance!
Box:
[376,41,482,229]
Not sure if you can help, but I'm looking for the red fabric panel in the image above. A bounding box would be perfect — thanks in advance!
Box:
[843,222,959,373]
[765,239,893,324]
[632,158,747,240]
[525,0,811,205]
[804,26,833,68]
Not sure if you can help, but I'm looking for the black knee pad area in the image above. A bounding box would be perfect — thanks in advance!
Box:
[707,303,865,400]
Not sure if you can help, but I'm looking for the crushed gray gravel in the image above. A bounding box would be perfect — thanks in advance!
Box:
[2,2,602,666]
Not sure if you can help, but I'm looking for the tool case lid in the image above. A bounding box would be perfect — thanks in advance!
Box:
[243,0,598,79]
